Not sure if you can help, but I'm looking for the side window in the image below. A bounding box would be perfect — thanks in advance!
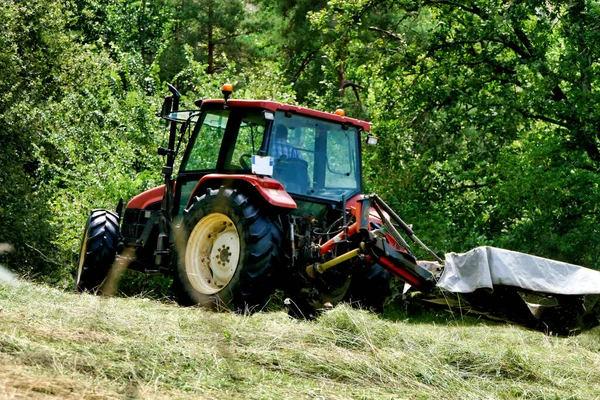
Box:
[325,129,358,189]
[229,114,265,169]
[182,111,229,171]
[292,126,315,187]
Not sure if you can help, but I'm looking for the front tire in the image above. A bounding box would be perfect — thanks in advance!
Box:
[76,209,120,292]
[174,187,280,312]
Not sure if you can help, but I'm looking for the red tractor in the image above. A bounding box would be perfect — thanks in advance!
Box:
[76,84,600,334]
[75,84,441,317]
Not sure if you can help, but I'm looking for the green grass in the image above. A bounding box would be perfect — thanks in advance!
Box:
[1,282,599,399]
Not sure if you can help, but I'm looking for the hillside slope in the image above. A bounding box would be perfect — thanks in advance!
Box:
[1,282,599,399]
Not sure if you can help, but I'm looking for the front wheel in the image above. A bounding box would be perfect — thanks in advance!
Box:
[173,187,281,312]
[75,209,120,292]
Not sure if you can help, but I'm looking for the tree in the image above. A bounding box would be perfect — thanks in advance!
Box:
[0,0,75,278]
[0,0,168,283]
[158,0,260,82]
[72,0,173,64]
[308,0,600,266]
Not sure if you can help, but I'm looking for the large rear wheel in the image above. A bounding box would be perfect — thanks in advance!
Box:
[75,209,120,292]
[174,187,280,312]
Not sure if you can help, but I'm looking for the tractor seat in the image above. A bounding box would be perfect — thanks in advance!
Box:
[273,157,309,194]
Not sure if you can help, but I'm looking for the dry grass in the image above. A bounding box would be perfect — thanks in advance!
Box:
[1,281,599,399]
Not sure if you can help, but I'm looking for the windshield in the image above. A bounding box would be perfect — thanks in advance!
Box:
[180,109,267,172]
[268,111,361,201]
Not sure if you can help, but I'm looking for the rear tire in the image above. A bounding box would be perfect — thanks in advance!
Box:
[344,264,392,313]
[173,187,280,312]
[75,210,120,292]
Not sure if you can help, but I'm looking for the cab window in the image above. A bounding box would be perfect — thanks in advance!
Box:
[182,110,229,171]
[228,112,266,170]
[269,111,361,200]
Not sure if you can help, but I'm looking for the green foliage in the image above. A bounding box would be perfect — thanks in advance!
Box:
[0,0,76,280]
[157,0,268,81]
[72,0,173,63]
[173,46,297,103]
[0,0,164,285]
[44,53,165,275]
[493,127,600,266]
[308,0,600,267]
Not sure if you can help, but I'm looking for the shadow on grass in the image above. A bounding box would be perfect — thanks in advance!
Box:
[379,299,503,329]
[98,269,511,332]
[115,270,175,302]
[108,271,498,329]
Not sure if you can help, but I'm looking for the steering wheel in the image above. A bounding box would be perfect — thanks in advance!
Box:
[239,154,252,170]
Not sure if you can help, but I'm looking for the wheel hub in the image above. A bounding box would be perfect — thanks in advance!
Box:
[218,246,231,264]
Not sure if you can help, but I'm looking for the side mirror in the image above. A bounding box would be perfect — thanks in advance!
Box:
[161,96,173,125]
[366,134,378,146]
[160,83,180,127]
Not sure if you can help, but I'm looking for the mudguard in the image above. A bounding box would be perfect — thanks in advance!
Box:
[186,174,297,210]
[125,174,297,212]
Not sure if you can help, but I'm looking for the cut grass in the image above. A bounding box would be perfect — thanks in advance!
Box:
[1,282,599,399]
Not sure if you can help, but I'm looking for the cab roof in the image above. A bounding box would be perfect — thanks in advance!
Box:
[201,99,371,131]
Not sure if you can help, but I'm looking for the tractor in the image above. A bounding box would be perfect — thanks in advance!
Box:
[76,84,600,333]
[75,83,440,317]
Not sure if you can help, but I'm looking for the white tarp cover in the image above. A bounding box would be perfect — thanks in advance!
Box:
[438,246,600,295]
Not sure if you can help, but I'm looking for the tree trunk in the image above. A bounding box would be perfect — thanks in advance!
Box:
[207,0,215,74]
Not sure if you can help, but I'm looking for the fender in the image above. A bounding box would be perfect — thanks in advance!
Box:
[187,174,297,210]
[126,185,166,210]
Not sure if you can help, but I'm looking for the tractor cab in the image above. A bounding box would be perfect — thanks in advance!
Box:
[164,93,370,221]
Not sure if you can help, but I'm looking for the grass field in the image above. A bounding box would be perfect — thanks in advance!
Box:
[1,281,599,399]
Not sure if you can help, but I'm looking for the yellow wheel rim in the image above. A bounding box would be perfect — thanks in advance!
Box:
[185,213,240,295]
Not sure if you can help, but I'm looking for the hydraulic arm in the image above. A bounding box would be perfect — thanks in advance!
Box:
[307,194,439,292]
